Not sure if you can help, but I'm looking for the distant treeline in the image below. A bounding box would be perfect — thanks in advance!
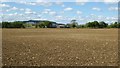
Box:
[1,20,120,28]
[2,21,25,28]
[77,21,120,28]
[2,21,56,28]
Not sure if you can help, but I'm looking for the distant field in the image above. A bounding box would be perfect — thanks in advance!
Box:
[2,28,118,66]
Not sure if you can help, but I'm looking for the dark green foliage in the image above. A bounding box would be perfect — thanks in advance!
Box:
[2,20,56,28]
[0,23,2,28]
[99,21,108,28]
[77,25,85,28]
[86,21,109,28]
[2,20,119,28]
[118,22,120,28]
[2,21,25,28]
[36,21,55,28]
[86,21,100,28]
[38,22,45,28]
[12,21,25,28]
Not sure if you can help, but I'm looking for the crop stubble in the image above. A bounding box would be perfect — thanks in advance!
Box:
[2,29,118,66]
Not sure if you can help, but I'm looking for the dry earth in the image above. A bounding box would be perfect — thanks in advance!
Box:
[2,28,118,66]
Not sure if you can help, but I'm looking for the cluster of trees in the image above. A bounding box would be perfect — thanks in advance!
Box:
[2,21,25,28]
[68,20,120,28]
[0,23,2,28]
[35,21,56,28]
[1,20,120,28]
[2,21,56,28]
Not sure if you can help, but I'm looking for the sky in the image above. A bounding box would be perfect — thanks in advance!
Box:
[0,1,119,24]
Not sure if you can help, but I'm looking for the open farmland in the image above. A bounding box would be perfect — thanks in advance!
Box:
[2,28,118,66]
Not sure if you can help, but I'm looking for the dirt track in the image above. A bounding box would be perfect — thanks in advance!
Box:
[2,29,118,66]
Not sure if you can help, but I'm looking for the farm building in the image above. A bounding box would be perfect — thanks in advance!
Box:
[57,24,65,28]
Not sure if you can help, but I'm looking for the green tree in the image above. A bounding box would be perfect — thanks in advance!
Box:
[70,20,78,28]
[86,21,99,28]
[43,21,52,28]
[23,23,32,28]
[114,22,118,28]
[93,21,99,28]
[39,22,45,28]
[12,21,24,28]
[108,22,118,28]
[99,21,108,28]
[0,23,2,28]
[2,22,13,28]
[86,22,93,28]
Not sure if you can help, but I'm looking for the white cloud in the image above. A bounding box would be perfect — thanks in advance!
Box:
[11,7,18,10]
[14,12,18,15]
[90,14,95,16]
[44,9,51,12]
[1,0,119,2]
[76,0,88,2]
[33,18,48,20]
[108,7,118,11]
[76,0,119,2]
[106,17,110,20]
[4,6,19,12]
[24,8,36,14]
[25,8,32,12]
[42,9,51,14]
[111,17,118,20]
[19,2,52,7]
[1,0,7,2]
[25,11,32,14]
[104,2,117,4]
[37,2,52,7]
[1,0,33,2]
[42,11,49,14]
[55,15,68,22]
[55,16,63,20]
[6,9,10,12]
[8,12,18,16]
[55,2,65,7]
[5,7,26,12]
[64,7,73,11]
[92,7,101,11]
[76,2,85,5]
[49,11,56,15]
[28,2,36,5]
[76,11,82,14]
[25,11,36,14]
[105,16,118,23]
[20,8,25,11]
[36,0,46,2]
[103,0,119,2]
[8,14,13,16]
[20,2,37,5]
[97,15,103,19]
[60,11,64,14]
[55,2,63,5]
[0,4,10,8]
[19,14,23,16]
[62,4,65,7]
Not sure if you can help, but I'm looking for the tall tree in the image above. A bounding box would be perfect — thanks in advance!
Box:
[70,20,78,28]
[99,21,108,28]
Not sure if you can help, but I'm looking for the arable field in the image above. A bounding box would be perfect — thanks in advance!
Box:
[2,28,118,66]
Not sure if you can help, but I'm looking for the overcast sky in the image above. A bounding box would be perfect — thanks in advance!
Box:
[1,1,118,24]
